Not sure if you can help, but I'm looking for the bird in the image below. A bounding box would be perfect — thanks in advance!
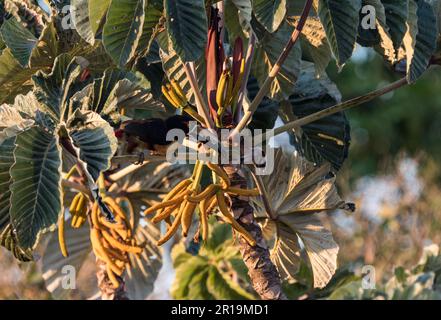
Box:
[115,115,193,163]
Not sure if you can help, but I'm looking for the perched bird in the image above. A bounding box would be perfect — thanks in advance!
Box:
[115,115,192,161]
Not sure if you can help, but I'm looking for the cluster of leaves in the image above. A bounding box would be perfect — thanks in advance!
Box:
[326,246,441,300]
[171,223,256,300]
[0,0,165,261]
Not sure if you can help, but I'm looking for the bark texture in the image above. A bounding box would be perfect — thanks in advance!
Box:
[224,165,286,300]
[96,259,129,300]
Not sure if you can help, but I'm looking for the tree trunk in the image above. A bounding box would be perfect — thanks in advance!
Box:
[224,165,286,300]
[96,259,129,300]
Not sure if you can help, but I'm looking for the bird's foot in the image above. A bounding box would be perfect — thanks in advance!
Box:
[134,152,145,165]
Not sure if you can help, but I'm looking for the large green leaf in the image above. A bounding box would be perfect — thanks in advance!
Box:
[137,0,163,55]
[247,77,279,130]
[9,126,62,250]
[171,255,209,299]
[252,22,302,100]
[89,0,111,35]
[251,149,346,288]
[381,0,409,51]
[89,68,131,114]
[0,17,38,67]
[252,0,286,33]
[296,17,332,76]
[0,137,14,236]
[278,213,340,289]
[85,67,161,120]
[158,31,206,106]
[11,92,41,121]
[0,48,38,104]
[67,110,118,181]
[357,0,393,63]
[0,20,59,104]
[102,0,145,67]
[29,20,59,69]
[32,54,87,121]
[403,0,438,83]
[224,0,253,42]
[186,269,214,299]
[225,0,254,43]
[41,220,94,299]
[0,104,35,144]
[281,63,350,171]
[72,0,95,45]
[206,265,255,300]
[101,76,164,116]
[317,0,362,67]
[170,223,253,300]
[125,225,163,300]
[164,0,207,62]
[0,225,34,262]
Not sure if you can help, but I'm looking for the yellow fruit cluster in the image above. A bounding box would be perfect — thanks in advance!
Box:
[161,79,205,124]
[70,192,88,228]
[216,59,245,123]
[144,161,258,246]
[90,197,143,288]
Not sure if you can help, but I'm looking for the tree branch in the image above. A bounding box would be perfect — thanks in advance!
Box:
[184,62,214,129]
[96,259,129,300]
[268,77,408,140]
[230,0,313,137]
[224,165,286,300]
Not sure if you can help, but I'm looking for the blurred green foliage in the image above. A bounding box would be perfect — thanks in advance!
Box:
[327,50,441,179]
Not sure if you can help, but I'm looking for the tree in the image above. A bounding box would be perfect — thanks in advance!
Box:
[0,0,440,300]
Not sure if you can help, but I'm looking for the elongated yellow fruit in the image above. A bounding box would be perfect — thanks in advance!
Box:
[71,209,87,228]
[101,230,143,254]
[106,264,120,289]
[65,165,78,180]
[199,202,209,241]
[75,193,86,213]
[216,71,228,110]
[157,211,183,246]
[206,162,231,188]
[144,192,188,215]
[162,85,180,108]
[181,200,197,237]
[216,191,256,246]
[152,202,180,223]
[98,216,126,230]
[226,187,260,197]
[58,211,68,258]
[156,179,192,215]
[102,240,128,262]
[117,197,135,230]
[185,184,221,203]
[103,197,126,220]
[225,72,234,107]
[171,79,187,104]
[113,227,129,241]
[91,202,100,227]
[183,106,205,124]
[71,215,79,228]
[205,195,218,214]
[69,193,81,214]
[167,83,186,107]
[90,228,123,276]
